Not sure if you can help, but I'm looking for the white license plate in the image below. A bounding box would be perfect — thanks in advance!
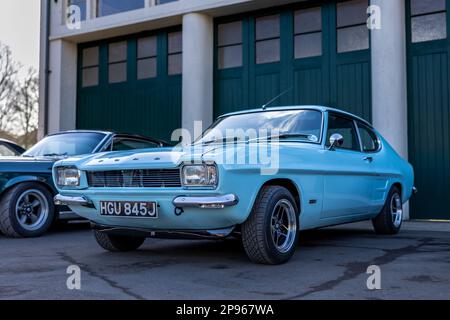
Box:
[99,201,157,218]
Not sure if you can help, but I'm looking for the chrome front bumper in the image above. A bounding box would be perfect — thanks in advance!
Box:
[172,194,238,209]
[55,194,239,210]
[54,194,94,208]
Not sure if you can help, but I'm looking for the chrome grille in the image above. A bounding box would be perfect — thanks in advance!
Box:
[87,169,181,188]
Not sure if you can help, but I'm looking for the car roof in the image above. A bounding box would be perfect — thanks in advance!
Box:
[46,130,172,146]
[218,105,373,128]
[47,130,113,137]
[0,138,17,144]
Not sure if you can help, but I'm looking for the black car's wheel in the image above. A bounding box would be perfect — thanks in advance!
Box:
[372,186,403,235]
[0,182,55,238]
[94,230,145,252]
[241,186,299,265]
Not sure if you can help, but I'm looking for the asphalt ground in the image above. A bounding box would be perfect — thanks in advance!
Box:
[0,220,449,300]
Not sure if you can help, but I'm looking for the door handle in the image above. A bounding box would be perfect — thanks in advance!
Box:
[363,156,374,163]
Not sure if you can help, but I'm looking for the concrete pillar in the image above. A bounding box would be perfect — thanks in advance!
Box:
[47,39,78,134]
[182,13,214,141]
[371,0,408,158]
[38,0,49,140]
[371,0,409,218]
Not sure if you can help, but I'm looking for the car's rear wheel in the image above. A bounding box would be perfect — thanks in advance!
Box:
[241,186,299,265]
[94,230,145,252]
[372,186,403,235]
[0,182,55,238]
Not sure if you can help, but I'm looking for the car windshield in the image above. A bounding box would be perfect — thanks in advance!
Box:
[196,109,323,144]
[23,132,107,157]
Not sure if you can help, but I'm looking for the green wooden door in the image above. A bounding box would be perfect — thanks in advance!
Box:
[406,0,450,219]
[77,28,182,142]
[214,0,372,121]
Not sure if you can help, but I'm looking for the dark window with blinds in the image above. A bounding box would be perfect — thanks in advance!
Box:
[108,41,127,83]
[255,14,281,64]
[294,7,322,59]
[336,0,369,53]
[410,0,447,43]
[82,47,99,87]
[217,21,243,69]
[137,36,157,79]
[168,31,182,75]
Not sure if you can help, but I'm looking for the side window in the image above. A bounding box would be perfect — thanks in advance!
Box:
[112,138,159,151]
[326,114,360,151]
[0,144,15,156]
[357,122,379,152]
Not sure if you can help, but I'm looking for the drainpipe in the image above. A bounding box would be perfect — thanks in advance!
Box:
[43,0,51,136]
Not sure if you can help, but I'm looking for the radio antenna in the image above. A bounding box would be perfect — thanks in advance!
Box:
[261,87,293,110]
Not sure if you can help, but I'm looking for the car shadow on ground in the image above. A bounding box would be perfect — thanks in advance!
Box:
[39,221,379,264]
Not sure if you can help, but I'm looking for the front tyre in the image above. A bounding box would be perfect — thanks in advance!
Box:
[372,186,403,235]
[241,186,299,265]
[0,183,55,238]
[94,230,145,252]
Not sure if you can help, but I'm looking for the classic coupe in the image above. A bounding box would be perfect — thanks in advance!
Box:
[0,130,169,238]
[54,106,415,264]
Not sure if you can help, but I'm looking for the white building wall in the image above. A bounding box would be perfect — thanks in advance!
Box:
[182,13,214,140]
[370,0,409,219]
[47,39,78,134]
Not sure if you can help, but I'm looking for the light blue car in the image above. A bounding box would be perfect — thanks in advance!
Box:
[53,106,415,264]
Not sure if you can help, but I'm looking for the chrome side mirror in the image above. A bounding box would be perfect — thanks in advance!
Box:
[329,133,344,150]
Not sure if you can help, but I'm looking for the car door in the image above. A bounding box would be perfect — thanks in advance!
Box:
[321,113,374,219]
[355,121,385,212]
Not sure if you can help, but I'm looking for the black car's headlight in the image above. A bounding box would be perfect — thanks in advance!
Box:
[181,164,218,187]
[56,167,81,187]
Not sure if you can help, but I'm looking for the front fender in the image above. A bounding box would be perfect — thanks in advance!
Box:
[1,175,54,194]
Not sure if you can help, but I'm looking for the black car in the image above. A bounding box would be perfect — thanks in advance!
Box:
[0,139,26,156]
[0,130,171,238]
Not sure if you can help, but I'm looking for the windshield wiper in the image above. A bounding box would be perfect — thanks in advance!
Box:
[201,137,243,145]
[42,153,68,157]
[249,133,314,142]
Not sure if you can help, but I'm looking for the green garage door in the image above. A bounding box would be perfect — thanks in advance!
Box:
[214,0,372,121]
[407,0,450,219]
[77,27,182,142]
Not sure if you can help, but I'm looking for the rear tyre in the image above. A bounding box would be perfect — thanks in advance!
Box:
[94,230,145,252]
[372,186,403,235]
[241,186,299,265]
[0,182,55,238]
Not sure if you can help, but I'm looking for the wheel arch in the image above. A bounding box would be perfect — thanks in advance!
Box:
[1,177,56,201]
[391,181,403,199]
[259,178,302,214]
